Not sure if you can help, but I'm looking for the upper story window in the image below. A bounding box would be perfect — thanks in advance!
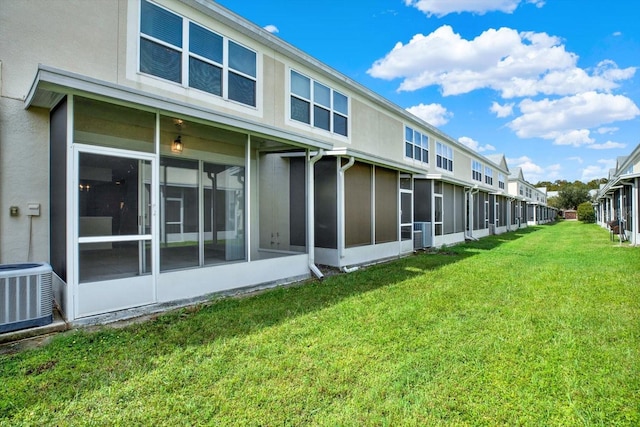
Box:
[436,142,453,172]
[405,126,429,164]
[290,70,348,137]
[498,173,505,189]
[519,185,523,196]
[485,166,493,185]
[472,160,483,182]
[139,0,257,107]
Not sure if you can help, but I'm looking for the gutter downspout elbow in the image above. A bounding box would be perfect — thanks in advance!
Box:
[308,149,325,279]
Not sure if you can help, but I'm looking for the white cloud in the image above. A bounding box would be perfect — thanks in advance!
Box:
[490,101,514,118]
[404,0,542,17]
[596,127,619,134]
[568,156,583,164]
[613,31,622,36]
[581,159,616,181]
[587,141,627,150]
[367,26,636,98]
[405,103,452,126]
[507,92,640,143]
[553,129,594,147]
[507,156,560,183]
[263,24,279,34]
[458,136,496,152]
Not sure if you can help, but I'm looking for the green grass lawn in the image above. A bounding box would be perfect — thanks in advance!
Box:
[1,221,639,426]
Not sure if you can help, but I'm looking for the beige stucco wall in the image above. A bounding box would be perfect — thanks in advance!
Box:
[0,0,121,100]
[0,97,50,263]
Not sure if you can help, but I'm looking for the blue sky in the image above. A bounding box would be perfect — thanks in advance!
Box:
[216,0,640,184]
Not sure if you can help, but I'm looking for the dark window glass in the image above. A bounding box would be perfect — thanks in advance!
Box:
[229,41,256,77]
[405,127,413,142]
[405,142,413,158]
[140,38,181,83]
[291,71,310,98]
[189,57,222,96]
[414,145,421,161]
[228,72,256,106]
[334,113,347,136]
[333,91,348,115]
[291,97,310,124]
[314,82,331,107]
[189,23,222,63]
[141,0,182,47]
[314,106,330,130]
[422,149,428,161]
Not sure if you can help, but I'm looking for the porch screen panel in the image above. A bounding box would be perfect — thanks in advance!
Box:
[78,153,151,283]
[443,183,455,234]
[474,193,487,230]
[202,162,245,264]
[414,179,431,222]
[314,158,337,249]
[623,186,632,231]
[375,167,398,244]
[500,198,508,226]
[345,161,372,247]
[74,97,155,153]
[50,98,68,282]
[160,157,200,271]
[454,185,465,233]
[489,195,496,225]
[289,158,306,248]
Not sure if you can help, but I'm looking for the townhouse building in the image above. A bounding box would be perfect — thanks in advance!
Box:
[0,0,553,324]
[595,143,640,245]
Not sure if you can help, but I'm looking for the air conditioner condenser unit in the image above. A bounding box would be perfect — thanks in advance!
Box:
[0,263,53,333]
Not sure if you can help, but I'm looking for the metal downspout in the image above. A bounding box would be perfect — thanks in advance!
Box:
[308,149,325,279]
[465,186,480,241]
[338,157,355,263]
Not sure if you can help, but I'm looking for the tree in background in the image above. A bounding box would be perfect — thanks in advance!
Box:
[557,184,591,210]
[577,201,595,223]
[535,178,607,193]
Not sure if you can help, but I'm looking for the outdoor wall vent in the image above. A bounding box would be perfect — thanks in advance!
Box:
[0,263,53,333]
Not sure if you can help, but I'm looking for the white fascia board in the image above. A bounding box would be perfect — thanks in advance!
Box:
[325,147,424,174]
[25,65,333,151]
[424,173,475,188]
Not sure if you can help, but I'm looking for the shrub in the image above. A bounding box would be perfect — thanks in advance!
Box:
[577,201,595,223]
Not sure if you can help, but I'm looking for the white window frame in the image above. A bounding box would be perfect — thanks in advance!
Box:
[485,166,493,185]
[288,69,349,138]
[498,173,505,190]
[404,126,429,164]
[472,160,483,182]
[436,142,453,172]
[138,0,258,108]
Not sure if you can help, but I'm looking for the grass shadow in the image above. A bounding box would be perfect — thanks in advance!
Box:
[0,224,539,419]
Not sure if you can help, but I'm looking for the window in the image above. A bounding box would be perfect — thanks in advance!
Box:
[485,167,493,185]
[140,0,257,107]
[436,142,453,171]
[498,173,505,190]
[290,70,349,136]
[404,126,429,164]
[472,160,482,182]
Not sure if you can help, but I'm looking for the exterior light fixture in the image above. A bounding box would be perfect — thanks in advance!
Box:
[171,135,183,153]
